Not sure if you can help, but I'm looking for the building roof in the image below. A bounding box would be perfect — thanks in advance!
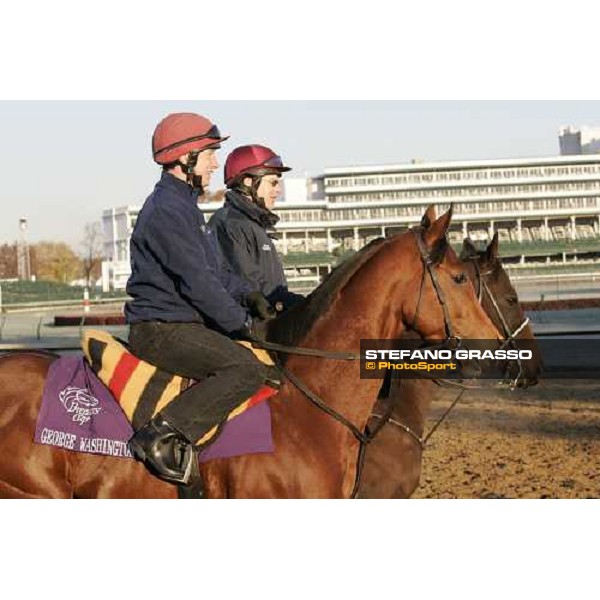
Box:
[324,154,600,176]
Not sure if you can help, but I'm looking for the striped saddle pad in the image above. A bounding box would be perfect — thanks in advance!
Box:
[81,329,277,448]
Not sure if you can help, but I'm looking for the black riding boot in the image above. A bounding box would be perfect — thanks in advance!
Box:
[129,412,196,486]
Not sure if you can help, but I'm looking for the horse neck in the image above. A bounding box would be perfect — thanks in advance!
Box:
[283,236,420,428]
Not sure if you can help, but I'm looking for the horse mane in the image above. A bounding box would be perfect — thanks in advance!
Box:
[268,236,392,351]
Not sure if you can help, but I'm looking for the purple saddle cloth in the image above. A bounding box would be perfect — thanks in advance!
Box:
[34,356,274,463]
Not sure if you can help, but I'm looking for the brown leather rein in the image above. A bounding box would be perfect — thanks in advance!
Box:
[251,228,465,498]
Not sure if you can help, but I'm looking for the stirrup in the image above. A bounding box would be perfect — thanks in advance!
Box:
[178,455,205,499]
[129,413,196,486]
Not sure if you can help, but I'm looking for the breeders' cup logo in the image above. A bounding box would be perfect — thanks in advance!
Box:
[59,386,102,425]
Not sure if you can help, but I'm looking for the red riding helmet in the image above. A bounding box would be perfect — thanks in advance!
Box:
[152,112,229,165]
[224,145,291,187]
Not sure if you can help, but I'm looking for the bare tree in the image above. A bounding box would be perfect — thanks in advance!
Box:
[0,243,18,279]
[81,222,103,288]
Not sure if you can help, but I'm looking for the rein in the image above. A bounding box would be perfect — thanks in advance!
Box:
[252,228,462,498]
[249,340,360,360]
[253,241,532,497]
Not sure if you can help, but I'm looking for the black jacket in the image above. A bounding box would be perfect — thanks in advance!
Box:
[209,191,304,309]
[125,173,252,333]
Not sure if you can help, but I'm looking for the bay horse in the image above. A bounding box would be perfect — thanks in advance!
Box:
[356,229,542,499]
[0,207,502,498]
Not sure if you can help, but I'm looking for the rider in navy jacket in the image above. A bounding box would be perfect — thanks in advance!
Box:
[126,171,252,333]
[125,113,274,491]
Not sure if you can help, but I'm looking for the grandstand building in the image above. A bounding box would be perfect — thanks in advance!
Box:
[101,154,600,292]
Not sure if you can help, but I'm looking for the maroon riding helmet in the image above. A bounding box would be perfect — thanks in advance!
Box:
[152,112,229,165]
[224,145,291,187]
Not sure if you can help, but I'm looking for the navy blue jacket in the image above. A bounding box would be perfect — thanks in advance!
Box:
[125,173,252,333]
[209,191,304,310]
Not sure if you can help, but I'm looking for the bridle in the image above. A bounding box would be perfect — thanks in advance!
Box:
[252,227,467,497]
[470,257,530,387]
[471,259,530,343]
[368,250,533,457]
[409,226,462,346]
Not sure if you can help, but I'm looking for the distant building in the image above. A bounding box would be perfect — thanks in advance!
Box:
[559,126,600,155]
[280,177,306,202]
[101,155,600,292]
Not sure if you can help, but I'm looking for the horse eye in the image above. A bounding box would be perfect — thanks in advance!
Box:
[507,296,518,305]
[453,273,467,285]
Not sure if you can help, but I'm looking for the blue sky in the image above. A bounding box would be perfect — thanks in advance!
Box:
[2,100,600,248]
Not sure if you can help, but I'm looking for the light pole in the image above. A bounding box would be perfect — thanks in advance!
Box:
[17,217,31,281]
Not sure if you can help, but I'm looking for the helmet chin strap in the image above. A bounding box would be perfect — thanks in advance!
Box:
[179,150,204,195]
[235,175,266,208]
[250,176,267,208]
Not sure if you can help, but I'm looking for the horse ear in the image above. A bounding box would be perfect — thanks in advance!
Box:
[420,204,437,229]
[424,205,453,248]
[486,231,499,260]
[460,238,477,260]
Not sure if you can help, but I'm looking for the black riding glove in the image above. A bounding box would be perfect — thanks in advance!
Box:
[250,318,270,342]
[230,314,255,342]
[229,318,269,343]
[245,291,276,320]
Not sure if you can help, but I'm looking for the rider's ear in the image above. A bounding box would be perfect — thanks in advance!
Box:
[424,205,453,248]
[420,204,437,229]
[486,231,499,261]
[460,238,477,260]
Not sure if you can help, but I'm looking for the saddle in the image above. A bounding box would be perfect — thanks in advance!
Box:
[33,330,278,472]
[81,329,278,448]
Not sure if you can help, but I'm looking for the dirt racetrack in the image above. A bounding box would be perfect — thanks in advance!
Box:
[412,380,600,498]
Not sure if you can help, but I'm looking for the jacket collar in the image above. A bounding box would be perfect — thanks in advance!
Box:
[225,190,279,229]
[158,171,200,204]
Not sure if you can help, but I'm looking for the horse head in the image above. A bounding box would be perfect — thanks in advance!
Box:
[390,206,502,345]
[460,232,542,387]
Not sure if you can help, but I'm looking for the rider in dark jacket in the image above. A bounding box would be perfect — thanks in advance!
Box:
[125,113,274,487]
[209,145,304,312]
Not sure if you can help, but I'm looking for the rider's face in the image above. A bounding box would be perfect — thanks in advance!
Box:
[193,148,219,187]
[256,174,282,210]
